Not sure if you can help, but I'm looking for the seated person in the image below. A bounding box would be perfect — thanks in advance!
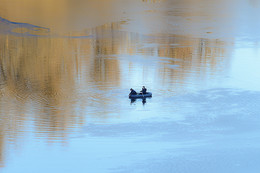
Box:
[140,86,147,94]
[129,88,137,96]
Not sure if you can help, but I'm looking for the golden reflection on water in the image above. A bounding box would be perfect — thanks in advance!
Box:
[0,24,227,130]
[0,0,232,167]
[0,34,228,167]
[0,0,118,33]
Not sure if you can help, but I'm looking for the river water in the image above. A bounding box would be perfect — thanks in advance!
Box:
[0,0,260,172]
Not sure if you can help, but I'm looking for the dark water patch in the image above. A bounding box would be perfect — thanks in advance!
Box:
[0,16,94,38]
[0,16,50,36]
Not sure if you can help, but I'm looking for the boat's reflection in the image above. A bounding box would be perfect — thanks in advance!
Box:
[130,98,149,105]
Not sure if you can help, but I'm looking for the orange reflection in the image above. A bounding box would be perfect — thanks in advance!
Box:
[0,7,230,167]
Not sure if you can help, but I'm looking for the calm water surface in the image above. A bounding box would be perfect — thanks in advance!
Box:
[0,0,260,172]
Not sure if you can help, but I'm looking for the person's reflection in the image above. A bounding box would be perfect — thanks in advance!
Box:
[142,98,146,105]
[130,98,147,105]
[130,99,136,104]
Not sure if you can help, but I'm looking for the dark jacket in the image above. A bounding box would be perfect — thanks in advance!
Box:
[130,89,137,95]
[141,88,147,94]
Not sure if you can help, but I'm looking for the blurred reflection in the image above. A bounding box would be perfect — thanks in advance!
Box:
[0,0,259,172]
[129,98,147,105]
[91,23,122,88]
[130,99,136,104]
[142,98,146,105]
[0,12,230,168]
[0,0,118,34]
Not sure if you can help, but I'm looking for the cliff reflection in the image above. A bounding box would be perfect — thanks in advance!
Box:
[91,23,122,88]
[0,36,80,143]
[0,24,229,166]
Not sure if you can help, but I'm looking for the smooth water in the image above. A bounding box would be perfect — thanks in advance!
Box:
[0,0,260,172]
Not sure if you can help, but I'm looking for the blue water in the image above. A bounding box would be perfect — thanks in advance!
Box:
[0,0,260,172]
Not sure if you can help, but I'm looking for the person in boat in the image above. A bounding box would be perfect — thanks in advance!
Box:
[129,88,137,96]
[140,86,147,94]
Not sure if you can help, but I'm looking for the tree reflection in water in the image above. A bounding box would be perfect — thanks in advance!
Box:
[0,8,229,167]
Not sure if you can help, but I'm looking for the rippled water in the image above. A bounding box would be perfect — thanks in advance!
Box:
[0,0,260,172]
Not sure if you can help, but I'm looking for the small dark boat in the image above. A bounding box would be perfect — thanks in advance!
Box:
[129,92,152,99]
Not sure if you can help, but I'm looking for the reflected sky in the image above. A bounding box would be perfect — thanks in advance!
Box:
[0,0,260,172]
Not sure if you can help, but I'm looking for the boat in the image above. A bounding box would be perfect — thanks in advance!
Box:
[129,92,152,99]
